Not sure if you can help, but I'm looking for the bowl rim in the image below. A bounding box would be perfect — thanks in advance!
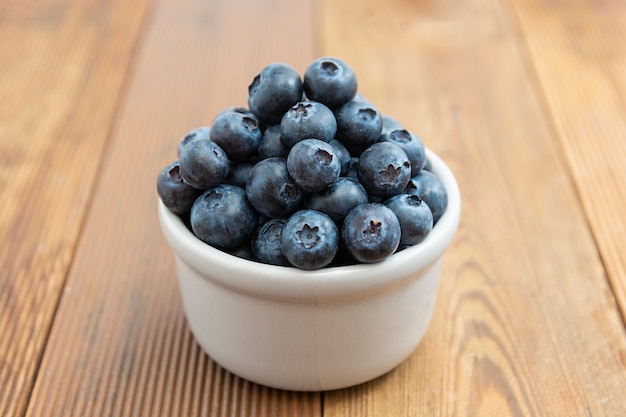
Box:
[158,147,461,302]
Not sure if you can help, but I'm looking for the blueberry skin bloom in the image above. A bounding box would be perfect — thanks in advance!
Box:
[304,177,368,224]
[179,139,230,190]
[280,210,339,270]
[222,161,255,189]
[404,170,448,224]
[304,57,358,108]
[177,126,211,157]
[380,129,426,177]
[346,156,360,180]
[248,62,303,124]
[381,115,404,135]
[258,124,290,159]
[341,203,401,263]
[334,100,383,155]
[384,194,433,245]
[280,101,337,147]
[287,139,341,192]
[190,185,258,250]
[246,157,304,218]
[357,142,412,198]
[157,160,203,216]
[329,139,351,176]
[252,219,290,266]
[210,110,262,161]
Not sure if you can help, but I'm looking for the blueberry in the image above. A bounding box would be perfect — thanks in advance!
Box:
[380,129,426,176]
[404,170,448,224]
[329,239,359,267]
[215,106,257,120]
[248,62,303,124]
[341,203,401,263]
[334,100,383,155]
[246,157,304,218]
[225,242,254,261]
[190,185,258,250]
[304,177,368,224]
[210,110,262,161]
[177,126,211,157]
[160,59,448,269]
[329,139,351,176]
[157,161,203,216]
[280,210,339,270]
[258,124,290,159]
[384,194,433,245]
[304,57,358,108]
[280,101,337,147]
[287,139,341,192]
[223,161,255,189]
[251,219,290,266]
[179,139,230,190]
[368,194,384,204]
[346,156,359,180]
[357,142,412,198]
[381,115,403,135]
[352,91,370,104]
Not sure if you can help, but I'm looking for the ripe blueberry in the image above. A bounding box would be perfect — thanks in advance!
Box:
[252,219,290,266]
[341,203,401,263]
[280,101,337,147]
[304,177,368,224]
[381,115,403,135]
[248,62,303,124]
[334,100,383,155]
[404,169,448,224]
[384,194,433,245]
[190,185,257,250]
[179,139,230,190]
[177,126,210,157]
[210,110,262,161]
[287,139,341,192]
[380,129,426,176]
[329,139,351,176]
[246,157,304,218]
[157,161,203,216]
[280,210,339,270]
[304,57,358,108]
[223,161,255,189]
[357,142,412,198]
[258,124,290,159]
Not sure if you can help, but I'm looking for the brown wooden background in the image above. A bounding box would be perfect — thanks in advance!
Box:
[1,0,625,415]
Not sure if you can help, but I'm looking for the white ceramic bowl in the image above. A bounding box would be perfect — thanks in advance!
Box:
[158,148,460,391]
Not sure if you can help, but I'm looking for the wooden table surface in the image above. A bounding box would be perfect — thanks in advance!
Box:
[2,0,626,415]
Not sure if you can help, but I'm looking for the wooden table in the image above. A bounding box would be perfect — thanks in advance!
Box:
[2,0,625,415]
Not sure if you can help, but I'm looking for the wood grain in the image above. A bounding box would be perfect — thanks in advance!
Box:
[0,0,153,415]
[4,0,626,415]
[22,0,321,415]
[317,0,626,415]
[510,0,626,323]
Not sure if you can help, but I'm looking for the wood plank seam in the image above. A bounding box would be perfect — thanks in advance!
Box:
[503,0,626,327]
[19,0,323,415]
[12,1,159,416]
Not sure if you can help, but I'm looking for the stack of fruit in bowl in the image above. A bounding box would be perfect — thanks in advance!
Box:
[157,56,448,270]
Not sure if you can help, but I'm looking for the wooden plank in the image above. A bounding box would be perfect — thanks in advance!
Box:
[317,0,626,415]
[510,0,626,323]
[23,0,321,415]
[0,0,153,415]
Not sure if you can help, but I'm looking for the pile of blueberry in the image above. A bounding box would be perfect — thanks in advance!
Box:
[157,57,448,270]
